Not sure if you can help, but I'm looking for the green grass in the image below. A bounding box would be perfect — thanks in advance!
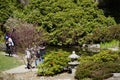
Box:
[100,40,119,49]
[0,52,22,71]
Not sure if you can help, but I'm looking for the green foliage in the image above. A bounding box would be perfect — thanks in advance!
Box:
[37,49,70,76]
[79,50,119,63]
[0,0,118,46]
[75,61,120,80]
[0,0,20,23]
[0,30,4,44]
[85,24,120,44]
[107,25,120,40]
[76,50,120,80]
[0,0,21,42]
[11,0,116,46]
[100,40,119,49]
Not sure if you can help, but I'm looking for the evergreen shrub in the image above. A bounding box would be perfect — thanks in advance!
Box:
[75,50,120,80]
[87,25,120,43]
[37,49,70,76]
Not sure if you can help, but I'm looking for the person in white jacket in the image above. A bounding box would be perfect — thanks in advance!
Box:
[6,37,14,56]
[8,37,14,46]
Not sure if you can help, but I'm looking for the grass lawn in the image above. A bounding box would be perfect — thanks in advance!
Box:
[0,52,22,71]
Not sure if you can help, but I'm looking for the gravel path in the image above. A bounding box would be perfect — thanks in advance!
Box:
[105,73,120,80]
[3,65,37,74]
[3,65,76,80]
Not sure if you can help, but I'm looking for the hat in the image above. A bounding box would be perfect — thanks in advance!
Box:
[5,35,9,40]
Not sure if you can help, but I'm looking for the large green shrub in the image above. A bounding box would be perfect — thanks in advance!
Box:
[37,49,70,76]
[87,25,120,43]
[76,50,120,80]
[75,61,120,80]
[12,0,116,46]
[0,0,117,47]
[79,50,119,63]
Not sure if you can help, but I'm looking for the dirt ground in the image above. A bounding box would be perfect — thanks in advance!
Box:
[11,71,75,80]
[1,69,76,80]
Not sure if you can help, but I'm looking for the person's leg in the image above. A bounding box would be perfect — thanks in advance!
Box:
[12,46,15,55]
[35,59,39,66]
[29,58,34,69]
[35,59,37,66]
[27,58,31,69]
[10,46,13,56]
[39,56,43,63]
[8,46,11,56]
[6,44,9,53]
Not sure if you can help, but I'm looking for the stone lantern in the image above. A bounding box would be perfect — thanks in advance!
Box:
[68,51,80,68]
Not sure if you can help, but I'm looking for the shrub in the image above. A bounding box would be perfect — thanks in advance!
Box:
[87,25,120,44]
[37,49,70,76]
[76,50,120,80]
[80,50,119,63]
[75,61,120,80]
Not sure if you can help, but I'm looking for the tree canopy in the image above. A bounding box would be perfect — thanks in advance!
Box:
[0,0,116,46]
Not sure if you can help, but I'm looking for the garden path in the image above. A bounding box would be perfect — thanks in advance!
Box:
[3,64,76,80]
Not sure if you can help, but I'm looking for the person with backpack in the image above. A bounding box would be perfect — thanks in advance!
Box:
[8,37,14,56]
[5,33,9,54]
[5,32,14,56]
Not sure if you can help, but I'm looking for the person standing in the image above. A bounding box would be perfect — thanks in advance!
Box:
[5,31,15,56]
[35,47,41,66]
[8,37,14,56]
[25,48,32,69]
[5,33,9,54]
[39,43,46,62]
[10,28,17,55]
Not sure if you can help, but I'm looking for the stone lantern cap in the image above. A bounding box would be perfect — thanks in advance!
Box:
[68,51,80,59]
